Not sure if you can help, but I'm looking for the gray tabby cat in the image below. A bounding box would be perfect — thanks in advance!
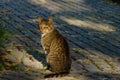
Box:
[38,16,71,78]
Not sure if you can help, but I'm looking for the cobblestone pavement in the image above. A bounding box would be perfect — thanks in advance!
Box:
[0,0,120,80]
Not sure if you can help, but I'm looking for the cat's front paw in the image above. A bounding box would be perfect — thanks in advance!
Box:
[46,65,52,71]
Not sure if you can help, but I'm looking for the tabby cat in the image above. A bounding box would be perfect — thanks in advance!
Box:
[38,16,71,78]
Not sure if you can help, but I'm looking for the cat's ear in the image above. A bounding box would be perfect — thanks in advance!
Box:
[38,16,42,23]
[48,16,53,24]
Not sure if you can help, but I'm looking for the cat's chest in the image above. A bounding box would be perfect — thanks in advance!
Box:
[41,33,46,38]
[41,33,52,43]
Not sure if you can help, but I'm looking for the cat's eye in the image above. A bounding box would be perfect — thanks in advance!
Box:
[43,27,48,29]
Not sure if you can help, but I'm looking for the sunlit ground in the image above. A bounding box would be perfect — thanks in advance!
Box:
[60,16,116,32]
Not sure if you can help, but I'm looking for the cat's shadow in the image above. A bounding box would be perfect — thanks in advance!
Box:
[26,49,47,67]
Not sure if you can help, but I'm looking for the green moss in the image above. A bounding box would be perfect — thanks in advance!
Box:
[11,64,19,70]
[99,78,108,80]
[105,0,120,4]
[0,20,9,47]
[0,63,4,67]
[106,0,113,3]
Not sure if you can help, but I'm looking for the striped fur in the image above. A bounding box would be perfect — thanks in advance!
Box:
[38,16,71,78]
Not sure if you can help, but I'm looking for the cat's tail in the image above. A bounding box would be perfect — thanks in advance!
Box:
[44,72,69,78]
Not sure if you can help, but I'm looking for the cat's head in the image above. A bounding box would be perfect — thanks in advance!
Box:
[38,16,54,33]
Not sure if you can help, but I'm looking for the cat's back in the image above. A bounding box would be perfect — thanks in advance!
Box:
[50,30,69,53]
[48,30,71,71]
[41,29,60,44]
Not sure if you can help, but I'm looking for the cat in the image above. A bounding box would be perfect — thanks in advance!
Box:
[38,16,71,78]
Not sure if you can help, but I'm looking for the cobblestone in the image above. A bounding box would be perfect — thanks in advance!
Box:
[0,0,120,80]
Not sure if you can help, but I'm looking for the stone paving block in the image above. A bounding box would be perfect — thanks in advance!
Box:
[4,19,40,47]
[10,15,23,22]
[57,25,77,35]
[109,62,120,74]
[72,49,102,72]
[16,2,40,16]
[71,61,86,74]
[90,32,120,48]
[60,13,120,48]
[80,60,102,73]
[79,49,120,74]
[0,70,44,80]
[67,40,78,48]
[65,25,120,56]
[87,49,113,61]
[66,36,90,49]
[88,55,113,72]
[71,51,86,60]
